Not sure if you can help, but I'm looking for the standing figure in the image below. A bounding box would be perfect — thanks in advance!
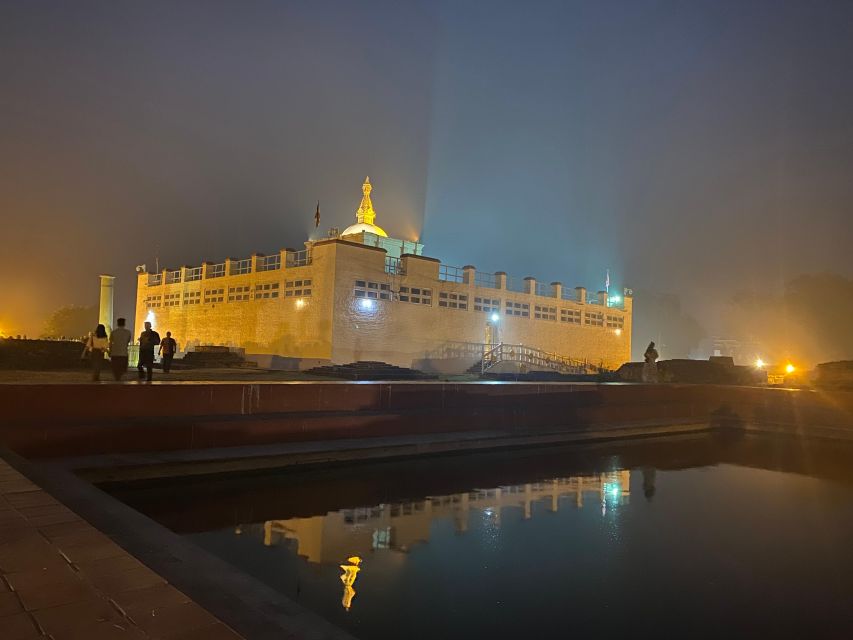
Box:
[109,317,131,381]
[643,341,659,383]
[137,321,161,382]
[85,324,109,382]
[159,331,177,373]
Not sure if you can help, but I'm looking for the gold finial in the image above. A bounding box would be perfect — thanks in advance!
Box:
[356,176,376,225]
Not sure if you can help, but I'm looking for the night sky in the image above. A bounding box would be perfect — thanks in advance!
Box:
[2,0,852,358]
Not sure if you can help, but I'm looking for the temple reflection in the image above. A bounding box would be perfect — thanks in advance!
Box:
[243,471,630,565]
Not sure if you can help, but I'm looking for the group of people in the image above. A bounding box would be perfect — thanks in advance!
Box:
[83,319,177,382]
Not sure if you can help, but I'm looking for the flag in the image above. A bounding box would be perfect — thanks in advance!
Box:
[314,201,320,228]
[605,269,610,292]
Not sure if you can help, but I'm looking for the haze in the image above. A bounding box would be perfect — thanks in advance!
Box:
[2,0,851,361]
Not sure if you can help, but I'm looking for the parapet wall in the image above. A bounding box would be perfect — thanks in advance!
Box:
[1,383,851,459]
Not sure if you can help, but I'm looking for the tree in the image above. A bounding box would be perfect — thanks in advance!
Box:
[41,305,98,340]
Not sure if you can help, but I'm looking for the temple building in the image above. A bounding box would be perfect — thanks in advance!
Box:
[134,177,632,372]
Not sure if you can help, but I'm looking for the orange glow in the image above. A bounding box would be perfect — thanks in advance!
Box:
[785,363,796,374]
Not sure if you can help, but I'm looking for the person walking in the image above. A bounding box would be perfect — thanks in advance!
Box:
[137,321,161,382]
[643,341,659,383]
[84,324,109,381]
[159,331,177,373]
[109,317,132,381]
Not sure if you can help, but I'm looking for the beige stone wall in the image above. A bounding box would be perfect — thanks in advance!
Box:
[135,239,632,370]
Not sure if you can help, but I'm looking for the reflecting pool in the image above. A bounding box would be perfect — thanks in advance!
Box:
[110,435,853,639]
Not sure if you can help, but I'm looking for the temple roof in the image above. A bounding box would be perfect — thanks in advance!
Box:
[341,176,388,238]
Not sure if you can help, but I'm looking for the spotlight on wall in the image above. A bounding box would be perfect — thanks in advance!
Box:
[490,312,500,323]
[754,358,765,369]
[614,328,622,336]
[295,298,305,309]
[359,298,375,311]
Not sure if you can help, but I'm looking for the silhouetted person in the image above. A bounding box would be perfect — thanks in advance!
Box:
[137,321,161,382]
[109,317,131,381]
[85,324,109,382]
[159,331,177,373]
[643,341,659,383]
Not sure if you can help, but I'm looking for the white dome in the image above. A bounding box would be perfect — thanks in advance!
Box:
[341,222,388,238]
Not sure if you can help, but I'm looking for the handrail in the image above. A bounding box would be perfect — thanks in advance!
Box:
[480,343,605,375]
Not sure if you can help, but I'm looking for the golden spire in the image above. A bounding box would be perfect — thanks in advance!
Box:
[355,176,376,226]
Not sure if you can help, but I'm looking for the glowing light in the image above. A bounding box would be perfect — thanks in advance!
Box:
[610,486,620,497]
[785,363,796,374]
[145,310,156,328]
[490,312,500,323]
[295,298,305,309]
[339,556,362,611]
[358,298,375,311]
[614,328,622,336]
[608,295,621,305]
[754,358,765,369]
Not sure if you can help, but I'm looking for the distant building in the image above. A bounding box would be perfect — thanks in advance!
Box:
[135,177,632,371]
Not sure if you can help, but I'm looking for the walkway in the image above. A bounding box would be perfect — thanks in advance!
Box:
[0,459,242,640]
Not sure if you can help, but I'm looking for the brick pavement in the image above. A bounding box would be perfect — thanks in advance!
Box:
[0,460,243,640]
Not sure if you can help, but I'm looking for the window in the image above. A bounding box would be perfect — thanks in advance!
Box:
[561,308,581,324]
[285,279,312,297]
[183,291,201,305]
[144,295,162,308]
[165,270,181,284]
[255,282,280,299]
[606,314,625,329]
[354,280,391,300]
[505,300,529,317]
[204,288,224,304]
[230,258,251,275]
[585,311,604,327]
[399,286,432,305]
[228,285,250,302]
[257,254,281,272]
[474,297,500,313]
[207,263,225,279]
[164,292,181,307]
[185,267,203,282]
[438,291,468,310]
[534,305,556,321]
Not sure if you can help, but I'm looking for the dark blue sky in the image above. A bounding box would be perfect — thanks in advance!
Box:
[1,0,851,345]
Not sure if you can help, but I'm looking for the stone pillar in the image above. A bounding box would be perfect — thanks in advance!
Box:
[495,272,507,290]
[551,282,562,299]
[279,248,288,269]
[98,274,115,333]
[595,290,607,305]
[524,276,536,295]
[462,265,476,286]
[225,257,233,276]
[202,261,212,278]
[251,253,261,272]
[575,286,587,304]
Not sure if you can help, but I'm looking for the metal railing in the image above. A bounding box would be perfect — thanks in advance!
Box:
[480,343,605,375]
[385,256,405,275]
[535,282,551,297]
[230,258,252,275]
[286,249,312,267]
[506,276,527,293]
[439,264,464,283]
[257,254,281,272]
[561,288,577,301]
[185,266,203,282]
[147,273,162,286]
[475,271,498,289]
[207,263,225,278]
[165,269,182,284]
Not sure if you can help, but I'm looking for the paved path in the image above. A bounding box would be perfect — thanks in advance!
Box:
[0,459,242,640]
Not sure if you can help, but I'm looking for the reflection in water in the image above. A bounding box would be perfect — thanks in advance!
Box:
[250,470,629,610]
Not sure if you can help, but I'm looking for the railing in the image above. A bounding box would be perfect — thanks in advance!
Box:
[561,288,577,301]
[480,343,605,375]
[257,254,281,272]
[230,258,251,275]
[439,264,464,283]
[535,282,550,297]
[207,263,225,278]
[286,249,312,267]
[147,273,162,286]
[165,269,181,284]
[385,256,405,275]
[506,276,527,293]
[185,266,203,282]
[475,271,498,289]
[423,341,487,360]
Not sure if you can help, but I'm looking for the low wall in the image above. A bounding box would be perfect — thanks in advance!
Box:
[1,383,851,459]
[0,338,85,370]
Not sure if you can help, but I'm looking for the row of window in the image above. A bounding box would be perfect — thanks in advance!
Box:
[144,281,313,306]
